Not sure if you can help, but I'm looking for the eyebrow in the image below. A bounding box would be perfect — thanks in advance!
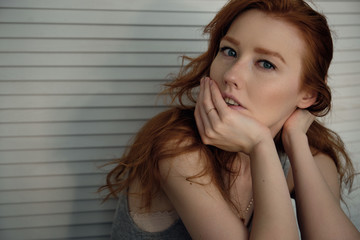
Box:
[221,35,286,64]
[254,47,286,64]
[222,35,240,46]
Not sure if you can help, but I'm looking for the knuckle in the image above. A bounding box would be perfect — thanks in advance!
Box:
[202,138,210,145]
[204,128,213,138]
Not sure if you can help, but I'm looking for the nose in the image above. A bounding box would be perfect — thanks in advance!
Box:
[223,61,247,89]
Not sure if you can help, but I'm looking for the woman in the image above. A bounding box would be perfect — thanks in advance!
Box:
[100,0,359,239]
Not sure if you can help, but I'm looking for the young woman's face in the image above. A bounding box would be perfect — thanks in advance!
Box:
[210,10,310,136]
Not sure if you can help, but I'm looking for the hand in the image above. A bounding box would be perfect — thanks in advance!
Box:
[281,109,316,150]
[194,77,271,154]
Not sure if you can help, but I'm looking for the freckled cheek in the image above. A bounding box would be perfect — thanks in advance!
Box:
[258,89,297,121]
[209,63,222,84]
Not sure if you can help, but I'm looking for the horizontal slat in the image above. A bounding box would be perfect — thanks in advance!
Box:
[338,130,360,143]
[0,9,213,26]
[327,14,360,26]
[0,24,358,41]
[1,211,114,230]
[0,162,107,177]
[0,67,181,81]
[0,38,206,54]
[0,0,226,12]
[327,120,360,132]
[328,107,360,123]
[333,50,360,62]
[0,148,125,164]
[0,81,164,95]
[0,199,117,217]
[0,0,359,14]
[0,135,133,151]
[335,39,360,51]
[0,121,146,137]
[0,224,111,240]
[333,96,360,110]
[0,24,205,40]
[329,62,360,75]
[0,107,167,123]
[0,53,193,67]
[0,95,164,109]
[0,187,100,204]
[0,174,106,190]
[315,2,360,14]
[329,74,360,87]
[332,85,360,98]
[333,25,360,38]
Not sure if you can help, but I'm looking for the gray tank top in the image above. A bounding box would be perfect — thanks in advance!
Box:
[111,155,290,239]
[111,191,192,239]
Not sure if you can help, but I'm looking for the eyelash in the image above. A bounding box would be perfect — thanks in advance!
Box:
[257,60,276,70]
[219,46,277,70]
[219,46,236,57]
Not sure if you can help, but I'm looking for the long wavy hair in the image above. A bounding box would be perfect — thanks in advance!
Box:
[99,0,355,210]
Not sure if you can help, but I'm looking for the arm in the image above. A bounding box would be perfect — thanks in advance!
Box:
[282,110,360,240]
[249,137,299,240]
[159,149,248,240]
[192,78,299,239]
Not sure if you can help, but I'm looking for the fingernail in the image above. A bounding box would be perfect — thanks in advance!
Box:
[210,79,213,85]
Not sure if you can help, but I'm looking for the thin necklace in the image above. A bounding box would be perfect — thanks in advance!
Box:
[239,197,253,223]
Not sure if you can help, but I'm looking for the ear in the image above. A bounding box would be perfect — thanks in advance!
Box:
[297,90,317,109]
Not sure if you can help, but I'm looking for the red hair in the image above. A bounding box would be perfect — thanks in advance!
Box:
[100,0,354,209]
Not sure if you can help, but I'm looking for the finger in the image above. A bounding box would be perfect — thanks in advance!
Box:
[199,78,215,130]
[196,78,213,133]
[203,77,215,110]
[209,80,228,118]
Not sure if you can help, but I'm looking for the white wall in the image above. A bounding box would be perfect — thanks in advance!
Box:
[0,0,359,239]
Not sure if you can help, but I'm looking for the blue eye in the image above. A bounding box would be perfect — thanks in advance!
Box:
[258,60,275,70]
[220,47,237,58]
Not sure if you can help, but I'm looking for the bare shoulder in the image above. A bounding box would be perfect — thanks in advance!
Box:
[158,141,211,185]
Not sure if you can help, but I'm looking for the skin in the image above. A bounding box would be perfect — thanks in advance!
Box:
[163,10,305,239]
[194,9,360,240]
[129,9,360,240]
[207,10,314,139]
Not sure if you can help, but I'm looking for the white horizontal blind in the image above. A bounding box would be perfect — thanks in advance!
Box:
[0,0,359,239]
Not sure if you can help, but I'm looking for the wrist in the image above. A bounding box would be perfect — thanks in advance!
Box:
[249,129,273,155]
[282,129,308,153]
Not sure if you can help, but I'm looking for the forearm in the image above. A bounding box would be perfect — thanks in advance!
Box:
[249,137,299,240]
[285,132,359,239]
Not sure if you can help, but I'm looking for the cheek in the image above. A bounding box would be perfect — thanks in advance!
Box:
[209,58,224,84]
[209,61,217,79]
[259,84,300,122]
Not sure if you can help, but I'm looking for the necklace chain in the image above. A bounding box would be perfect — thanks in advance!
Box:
[239,198,253,222]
